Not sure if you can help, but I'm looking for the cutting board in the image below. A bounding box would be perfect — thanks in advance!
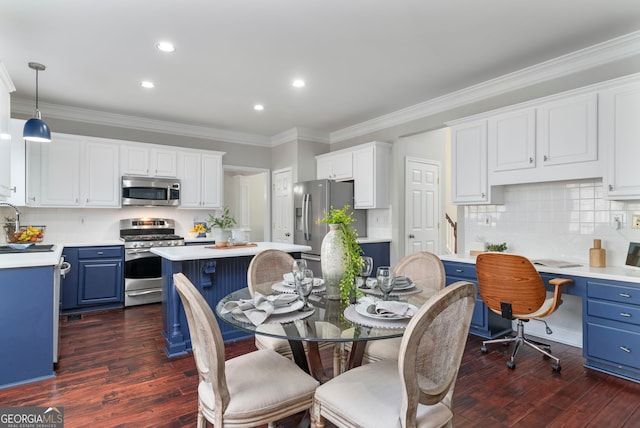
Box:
[205,243,258,250]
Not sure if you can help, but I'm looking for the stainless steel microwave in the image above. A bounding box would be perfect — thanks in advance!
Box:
[121,176,181,206]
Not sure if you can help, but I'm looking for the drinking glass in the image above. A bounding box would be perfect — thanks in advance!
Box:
[357,256,374,288]
[292,259,307,274]
[295,269,314,311]
[376,266,395,300]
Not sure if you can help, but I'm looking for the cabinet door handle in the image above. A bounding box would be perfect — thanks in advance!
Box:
[481,192,486,198]
[619,293,631,298]
[544,155,549,161]
[609,184,614,191]
[620,346,631,353]
[529,157,533,163]
[620,312,631,318]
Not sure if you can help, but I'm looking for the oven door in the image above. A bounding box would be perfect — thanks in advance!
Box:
[124,249,163,306]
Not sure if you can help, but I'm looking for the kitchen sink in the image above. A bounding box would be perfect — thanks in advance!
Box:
[0,244,55,254]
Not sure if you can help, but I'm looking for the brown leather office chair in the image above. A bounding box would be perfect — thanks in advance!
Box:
[475,253,572,371]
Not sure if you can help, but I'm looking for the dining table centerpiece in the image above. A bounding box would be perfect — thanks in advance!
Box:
[207,206,237,246]
[318,204,364,302]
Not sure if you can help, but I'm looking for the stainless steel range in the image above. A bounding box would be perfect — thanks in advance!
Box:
[120,218,184,307]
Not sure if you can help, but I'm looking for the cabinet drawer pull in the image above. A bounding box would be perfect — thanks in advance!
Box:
[456,269,463,273]
[619,293,631,298]
[97,251,104,255]
[620,346,631,353]
[619,313,631,318]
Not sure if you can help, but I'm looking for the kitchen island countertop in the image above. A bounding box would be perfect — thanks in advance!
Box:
[150,241,311,261]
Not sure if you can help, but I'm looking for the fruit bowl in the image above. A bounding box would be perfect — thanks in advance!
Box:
[7,225,46,243]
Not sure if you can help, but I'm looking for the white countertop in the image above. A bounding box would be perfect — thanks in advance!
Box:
[440,254,640,284]
[357,237,391,244]
[0,244,65,269]
[150,242,312,261]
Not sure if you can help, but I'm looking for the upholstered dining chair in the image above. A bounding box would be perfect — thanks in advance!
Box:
[475,252,572,371]
[247,249,340,374]
[342,251,447,367]
[173,273,319,428]
[312,280,476,428]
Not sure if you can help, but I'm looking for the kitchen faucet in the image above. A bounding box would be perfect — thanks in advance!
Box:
[0,202,20,233]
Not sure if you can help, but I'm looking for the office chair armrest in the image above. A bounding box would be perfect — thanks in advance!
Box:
[546,278,573,314]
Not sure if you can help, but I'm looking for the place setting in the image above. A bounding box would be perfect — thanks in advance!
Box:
[220,291,315,326]
[343,296,419,329]
[271,259,326,295]
[359,265,423,298]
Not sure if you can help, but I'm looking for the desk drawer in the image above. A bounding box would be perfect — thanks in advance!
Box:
[587,281,640,305]
[444,262,476,280]
[586,323,640,370]
[588,300,640,326]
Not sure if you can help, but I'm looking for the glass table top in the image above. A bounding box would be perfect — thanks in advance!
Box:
[215,287,431,343]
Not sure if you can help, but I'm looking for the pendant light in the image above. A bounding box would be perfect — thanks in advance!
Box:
[23,62,51,142]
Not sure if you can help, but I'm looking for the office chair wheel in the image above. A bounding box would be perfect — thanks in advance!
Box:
[552,363,561,372]
[506,360,516,370]
[480,346,488,354]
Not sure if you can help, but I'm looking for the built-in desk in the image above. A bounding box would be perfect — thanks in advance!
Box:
[440,255,640,384]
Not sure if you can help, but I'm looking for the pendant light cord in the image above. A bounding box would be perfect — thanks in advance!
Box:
[35,68,39,111]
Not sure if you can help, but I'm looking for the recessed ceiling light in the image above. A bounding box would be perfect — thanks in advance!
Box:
[156,41,175,53]
[254,104,264,111]
[292,79,305,88]
[141,81,155,89]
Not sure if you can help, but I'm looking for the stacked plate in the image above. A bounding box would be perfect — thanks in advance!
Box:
[392,276,414,290]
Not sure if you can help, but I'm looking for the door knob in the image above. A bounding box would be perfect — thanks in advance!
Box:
[285,233,291,237]
[408,234,415,239]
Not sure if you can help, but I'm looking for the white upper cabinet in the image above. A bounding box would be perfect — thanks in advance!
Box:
[177,149,224,209]
[451,120,502,204]
[537,92,598,167]
[601,80,640,200]
[352,142,391,209]
[27,133,120,208]
[0,64,15,200]
[488,108,536,172]
[121,144,177,177]
[316,151,353,180]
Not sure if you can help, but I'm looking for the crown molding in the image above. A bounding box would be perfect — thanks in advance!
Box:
[330,30,640,143]
[270,127,330,146]
[0,63,16,92]
[11,98,272,147]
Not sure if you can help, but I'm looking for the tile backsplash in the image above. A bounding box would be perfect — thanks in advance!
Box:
[463,179,640,266]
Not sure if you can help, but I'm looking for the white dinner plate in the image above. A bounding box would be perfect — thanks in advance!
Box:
[355,301,418,320]
[280,278,324,288]
[272,299,304,314]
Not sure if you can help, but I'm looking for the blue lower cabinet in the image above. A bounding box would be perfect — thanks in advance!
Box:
[443,261,512,339]
[584,279,640,382]
[1,266,55,388]
[61,246,124,313]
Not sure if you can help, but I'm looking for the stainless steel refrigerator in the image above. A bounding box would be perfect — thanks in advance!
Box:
[294,179,366,276]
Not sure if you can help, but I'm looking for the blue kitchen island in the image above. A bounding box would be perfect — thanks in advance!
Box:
[151,242,311,358]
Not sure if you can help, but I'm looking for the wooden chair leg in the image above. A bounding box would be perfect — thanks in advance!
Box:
[311,399,325,428]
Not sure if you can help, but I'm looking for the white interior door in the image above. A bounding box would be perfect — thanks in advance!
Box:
[272,168,293,244]
[405,157,440,254]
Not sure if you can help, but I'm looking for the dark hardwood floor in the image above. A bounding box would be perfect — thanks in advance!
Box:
[1,304,639,427]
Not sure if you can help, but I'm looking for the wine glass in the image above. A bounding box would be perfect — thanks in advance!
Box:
[292,259,307,274]
[295,269,314,311]
[359,256,374,287]
[376,266,395,300]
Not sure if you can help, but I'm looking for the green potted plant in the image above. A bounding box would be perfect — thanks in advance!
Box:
[207,206,237,246]
[318,204,364,303]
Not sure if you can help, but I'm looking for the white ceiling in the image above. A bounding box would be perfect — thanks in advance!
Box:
[1,0,639,145]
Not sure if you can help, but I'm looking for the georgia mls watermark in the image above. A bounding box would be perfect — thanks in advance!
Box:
[0,407,63,428]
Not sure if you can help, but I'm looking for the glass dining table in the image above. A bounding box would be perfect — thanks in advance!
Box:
[215,285,429,382]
